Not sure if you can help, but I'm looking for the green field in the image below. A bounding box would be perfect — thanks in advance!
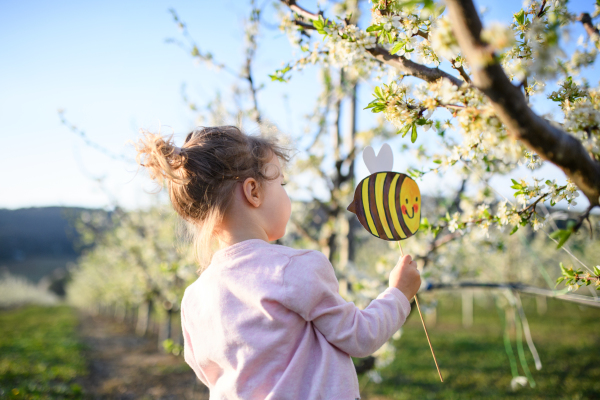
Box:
[361,292,600,399]
[1,295,599,399]
[0,305,87,400]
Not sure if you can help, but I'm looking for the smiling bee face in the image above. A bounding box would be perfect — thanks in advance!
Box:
[347,172,421,241]
[399,176,421,234]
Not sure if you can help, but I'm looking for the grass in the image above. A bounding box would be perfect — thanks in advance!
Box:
[0,305,87,399]
[1,295,598,399]
[359,292,600,399]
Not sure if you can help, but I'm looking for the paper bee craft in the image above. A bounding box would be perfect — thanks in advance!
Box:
[347,143,421,240]
[347,143,443,383]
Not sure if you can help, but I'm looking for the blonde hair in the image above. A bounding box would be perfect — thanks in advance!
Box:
[135,126,290,269]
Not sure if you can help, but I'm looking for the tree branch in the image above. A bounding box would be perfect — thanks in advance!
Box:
[445,0,600,206]
[422,281,600,308]
[281,0,464,87]
[577,12,600,39]
[451,58,472,83]
[282,0,319,21]
[366,46,464,86]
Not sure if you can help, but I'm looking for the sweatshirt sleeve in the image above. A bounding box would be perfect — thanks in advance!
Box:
[181,296,210,387]
[281,250,411,358]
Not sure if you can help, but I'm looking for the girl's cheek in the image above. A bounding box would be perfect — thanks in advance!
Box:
[413,204,419,212]
[283,189,292,219]
[401,205,407,214]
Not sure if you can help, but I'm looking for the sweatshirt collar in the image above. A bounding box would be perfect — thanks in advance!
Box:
[211,238,271,263]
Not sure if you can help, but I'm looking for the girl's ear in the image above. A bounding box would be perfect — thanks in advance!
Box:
[242,177,262,208]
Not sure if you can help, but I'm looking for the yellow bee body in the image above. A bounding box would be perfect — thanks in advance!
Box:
[347,171,421,241]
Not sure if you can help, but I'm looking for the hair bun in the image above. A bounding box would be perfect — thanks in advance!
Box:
[135,130,189,185]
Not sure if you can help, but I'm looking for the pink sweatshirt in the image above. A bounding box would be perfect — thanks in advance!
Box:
[181,239,411,399]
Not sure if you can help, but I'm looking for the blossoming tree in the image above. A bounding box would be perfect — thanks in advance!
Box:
[275,0,600,290]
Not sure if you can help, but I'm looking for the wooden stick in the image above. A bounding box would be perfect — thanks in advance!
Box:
[398,241,444,382]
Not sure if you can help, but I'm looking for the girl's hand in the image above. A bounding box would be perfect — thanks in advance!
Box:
[389,255,421,300]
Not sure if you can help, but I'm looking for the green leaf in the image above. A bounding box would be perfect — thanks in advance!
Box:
[374,85,384,100]
[549,229,563,239]
[415,118,428,125]
[515,9,525,25]
[559,262,568,274]
[510,225,519,235]
[397,0,424,9]
[556,230,572,249]
[268,74,286,82]
[399,124,411,137]
[366,24,382,32]
[564,266,575,276]
[390,42,404,55]
[411,124,418,143]
[433,159,442,164]
[312,16,328,34]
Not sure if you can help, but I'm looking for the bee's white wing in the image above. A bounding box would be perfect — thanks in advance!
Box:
[363,143,394,174]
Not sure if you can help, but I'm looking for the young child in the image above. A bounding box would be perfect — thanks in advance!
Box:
[136,126,421,399]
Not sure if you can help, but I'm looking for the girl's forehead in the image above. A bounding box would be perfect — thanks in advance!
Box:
[270,155,281,166]
[263,159,284,178]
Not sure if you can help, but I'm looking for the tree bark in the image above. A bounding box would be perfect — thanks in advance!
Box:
[136,300,153,337]
[347,83,358,264]
[366,46,464,86]
[445,0,600,206]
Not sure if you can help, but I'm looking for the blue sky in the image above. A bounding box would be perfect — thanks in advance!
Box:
[1,0,597,211]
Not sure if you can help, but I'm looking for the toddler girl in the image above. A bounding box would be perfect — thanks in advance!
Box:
[136,126,421,399]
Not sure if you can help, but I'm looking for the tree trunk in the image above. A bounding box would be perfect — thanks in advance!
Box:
[115,303,126,323]
[159,308,173,352]
[136,300,153,337]
[347,82,358,265]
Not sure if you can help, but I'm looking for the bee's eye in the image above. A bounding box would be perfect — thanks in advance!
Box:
[415,197,418,202]
[405,199,408,204]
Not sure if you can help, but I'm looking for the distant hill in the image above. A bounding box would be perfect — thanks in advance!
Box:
[0,207,94,283]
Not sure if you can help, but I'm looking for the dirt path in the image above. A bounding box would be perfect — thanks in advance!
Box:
[76,312,209,400]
